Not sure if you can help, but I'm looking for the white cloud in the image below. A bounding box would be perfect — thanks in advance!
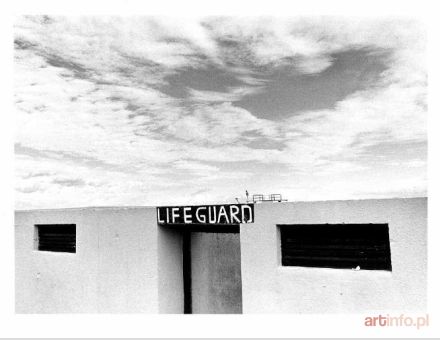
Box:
[14,16,427,208]
[277,82,426,171]
[188,86,263,103]
[163,102,279,145]
[173,160,219,174]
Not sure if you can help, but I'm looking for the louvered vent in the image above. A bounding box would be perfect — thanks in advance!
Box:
[35,224,76,253]
[280,224,391,271]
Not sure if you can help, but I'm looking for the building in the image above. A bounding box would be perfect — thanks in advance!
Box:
[15,197,427,314]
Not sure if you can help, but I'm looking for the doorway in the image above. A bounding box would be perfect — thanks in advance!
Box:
[182,226,242,314]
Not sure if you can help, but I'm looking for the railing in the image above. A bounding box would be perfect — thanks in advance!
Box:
[251,194,286,203]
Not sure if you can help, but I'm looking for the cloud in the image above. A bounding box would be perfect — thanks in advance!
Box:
[52,178,87,187]
[173,160,220,174]
[14,16,427,208]
[161,102,279,145]
[188,86,263,103]
[276,82,426,172]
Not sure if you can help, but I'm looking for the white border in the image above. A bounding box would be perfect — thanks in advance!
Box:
[1,0,439,337]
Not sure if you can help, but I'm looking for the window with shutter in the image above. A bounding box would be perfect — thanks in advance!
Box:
[35,224,76,253]
[279,224,392,271]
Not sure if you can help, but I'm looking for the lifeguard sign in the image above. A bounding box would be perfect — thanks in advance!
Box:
[157,203,254,225]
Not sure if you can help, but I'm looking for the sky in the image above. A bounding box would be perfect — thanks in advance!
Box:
[14,16,427,209]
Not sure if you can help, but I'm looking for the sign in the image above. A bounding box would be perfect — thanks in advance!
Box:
[157,203,254,225]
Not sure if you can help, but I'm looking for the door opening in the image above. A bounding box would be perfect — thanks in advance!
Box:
[183,231,192,314]
[181,226,242,314]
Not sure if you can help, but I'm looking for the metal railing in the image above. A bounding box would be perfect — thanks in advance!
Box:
[250,194,286,203]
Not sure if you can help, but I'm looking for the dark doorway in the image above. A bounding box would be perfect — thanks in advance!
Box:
[183,231,192,314]
[180,226,242,314]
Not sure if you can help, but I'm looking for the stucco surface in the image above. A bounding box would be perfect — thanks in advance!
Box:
[158,226,184,313]
[191,232,242,314]
[15,207,158,313]
[15,197,427,314]
[240,197,427,313]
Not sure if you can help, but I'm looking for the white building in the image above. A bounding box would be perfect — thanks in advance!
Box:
[15,197,427,314]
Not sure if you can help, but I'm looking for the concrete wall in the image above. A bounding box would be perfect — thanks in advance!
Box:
[157,226,184,313]
[15,197,427,314]
[240,197,427,313]
[15,207,159,313]
[191,232,242,314]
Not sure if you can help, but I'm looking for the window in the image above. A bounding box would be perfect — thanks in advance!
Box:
[279,224,392,271]
[35,224,76,253]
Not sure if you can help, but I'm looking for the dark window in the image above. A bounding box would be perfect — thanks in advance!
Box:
[35,224,76,253]
[280,224,392,271]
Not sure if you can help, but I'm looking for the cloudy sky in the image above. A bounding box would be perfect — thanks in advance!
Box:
[14,16,427,209]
